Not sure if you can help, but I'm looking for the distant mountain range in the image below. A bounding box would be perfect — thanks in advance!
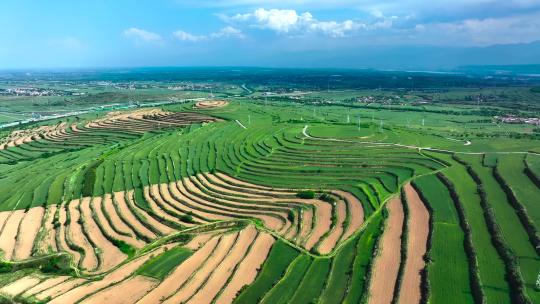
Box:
[246,41,540,71]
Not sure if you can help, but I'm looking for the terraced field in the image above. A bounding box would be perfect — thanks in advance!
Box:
[0,101,539,304]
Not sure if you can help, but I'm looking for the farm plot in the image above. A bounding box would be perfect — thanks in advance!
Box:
[2,101,538,304]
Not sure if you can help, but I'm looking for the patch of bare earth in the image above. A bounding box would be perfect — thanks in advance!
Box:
[125,190,175,235]
[178,179,285,232]
[0,210,25,260]
[317,199,347,254]
[194,100,229,109]
[67,199,98,271]
[188,226,258,304]
[332,190,364,241]
[163,232,238,304]
[304,200,332,250]
[368,197,404,304]
[184,233,215,250]
[145,185,186,226]
[21,276,70,298]
[57,205,82,265]
[80,276,158,304]
[399,183,429,304]
[49,246,168,303]
[13,206,44,260]
[34,278,87,301]
[113,192,156,240]
[91,197,144,248]
[0,276,41,297]
[297,208,313,244]
[195,174,267,198]
[168,182,232,222]
[37,204,58,254]
[102,193,137,237]
[80,197,126,272]
[137,236,220,303]
[215,232,275,304]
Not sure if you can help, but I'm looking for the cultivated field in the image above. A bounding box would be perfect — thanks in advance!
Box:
[0,94,539,304]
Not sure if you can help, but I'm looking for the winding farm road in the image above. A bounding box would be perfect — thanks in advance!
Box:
[302,125,539,156]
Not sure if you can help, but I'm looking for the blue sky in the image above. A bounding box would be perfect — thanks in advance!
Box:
[1,0,540,69]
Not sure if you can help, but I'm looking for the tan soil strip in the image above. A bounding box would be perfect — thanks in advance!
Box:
[215,232,275,304]
[191,176,299,213]
[57,205,82,265]
[163,232,238,304]
[137,236,221,304]
[22,276,70,298]
[304,200,332,250]
[399,183,430,304]
[193,177,340,248]
[113,192,157,240]
[80,197,126,272]
[176,180,280,229]
[194,100,229,109]
[50,246,168,304]
[368,197,404,304]
[34,278,87,301]
[284,212,299,240]
[0,211,9,233]
[0,276,41,297]
[182,178,287,232]
[214,172,277,191]
[14,136,25,145]
[158,183,200,226]
[0,209,25,260]
[317,199,347,254]
[184,233,216,250]
[196,174,267,198]
[125,190,175,235]
[13,206,45,260]
[188,226,258,304]
[102,193,136,236]
[145,185,187,225]
[92,197,144,248]
[332,190,364,241]
[297,208,313,244]
[37,204,58,254]
[168,182,232,222]
[158,183,202,225]
[80,276,159,304]
[67,199,98,271]
[210,173,293,195]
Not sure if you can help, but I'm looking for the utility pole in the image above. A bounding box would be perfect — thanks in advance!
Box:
[248,115,251,125]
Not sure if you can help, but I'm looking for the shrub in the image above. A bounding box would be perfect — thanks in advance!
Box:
[112,239,136,257]
[0,262,13,273]
[297,190,315,199]
[319,193,336,203]
[287,210,295,222]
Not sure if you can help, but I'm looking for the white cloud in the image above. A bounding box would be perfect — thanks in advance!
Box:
[173,30,208,42]
[411,11,540,45]
[123,28,162,43]
[210,26,245,39]
[226,8,366,37]
[174,26,244,42]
